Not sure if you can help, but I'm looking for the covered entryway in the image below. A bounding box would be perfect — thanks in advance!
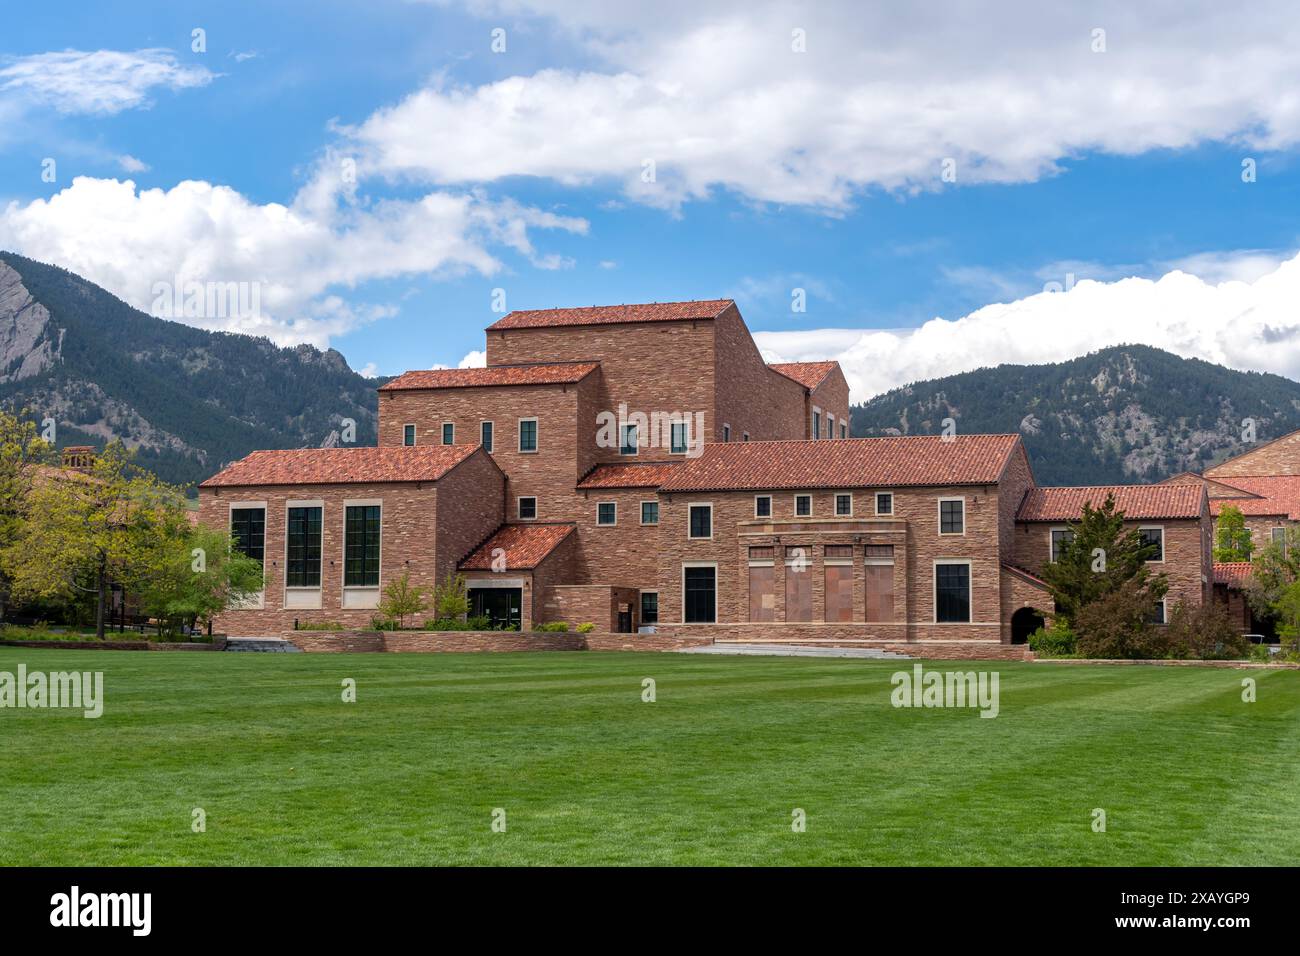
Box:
[469,587,522,630]
[1010,607,1045,645]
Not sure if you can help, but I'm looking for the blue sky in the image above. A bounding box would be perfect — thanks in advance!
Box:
[4,1,1300,399]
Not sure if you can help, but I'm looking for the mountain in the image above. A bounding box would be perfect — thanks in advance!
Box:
[850,345,1300,486]
[0,252,382,489]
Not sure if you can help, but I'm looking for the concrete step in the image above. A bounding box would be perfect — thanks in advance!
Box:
[225,637,302,653]
[676,642,912,659]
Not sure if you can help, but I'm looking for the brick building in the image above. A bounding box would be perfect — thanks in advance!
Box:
[198,298,1215,653]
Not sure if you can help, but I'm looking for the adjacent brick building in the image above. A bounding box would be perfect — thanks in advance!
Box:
[199,297,1215,653]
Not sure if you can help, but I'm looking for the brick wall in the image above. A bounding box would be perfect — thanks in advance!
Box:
[712,304,807,442]
[809,364,851,438]
[282,628,712,652]
[1206,429,1300,477]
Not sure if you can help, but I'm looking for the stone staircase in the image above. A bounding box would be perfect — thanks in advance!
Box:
[225,637,302,653]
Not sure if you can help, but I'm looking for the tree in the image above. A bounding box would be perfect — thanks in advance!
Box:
[137,526,264,638]
[0,409,55,620]
[378,572,427,628]
[1164,598,1249,660]
[1075,578,1171,659]
[1,441,184,638]
[1271,579,1300,654]
[1244,528,1300,624]
[1212,504,1253,562]
[433,572,469,621]
[1037,493,1168,624]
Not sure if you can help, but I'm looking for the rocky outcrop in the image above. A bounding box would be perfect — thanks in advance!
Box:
[0,261,62,383]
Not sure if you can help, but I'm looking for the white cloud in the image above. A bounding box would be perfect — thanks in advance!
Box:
[0,49,214,115]
[0,175,587,346]
[356,1,1300,209]
[117,154,149,173]
[458,349,487,368]
[755,251,1300,402]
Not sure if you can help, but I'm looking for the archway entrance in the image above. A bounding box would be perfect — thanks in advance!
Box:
[1010,607,1045,645]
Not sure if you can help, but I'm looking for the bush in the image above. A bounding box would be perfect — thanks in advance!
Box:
[1164,600,1250,660]
[534,621,569,632]
[1075,581,1172,659]
[433,572,469,620]
[369,616,399,631]
[1028,620,1076,657]
[378,572,428,629]
[466,615,491,631]
[296,620,344,631]
[576,622,596,634]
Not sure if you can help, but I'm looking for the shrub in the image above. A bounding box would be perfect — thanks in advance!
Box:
[535,621,569,632]
[1028,620,1076,657]
[1075,580,1172,659]
[576,622,596,634]
[369,616,399,631]
[378,572,427,629]
[1164,599,1250,660]
[433,572,469,620]
[466,615,491,631]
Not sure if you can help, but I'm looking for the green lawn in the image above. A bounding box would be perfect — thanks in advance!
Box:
[1,648,1297,865]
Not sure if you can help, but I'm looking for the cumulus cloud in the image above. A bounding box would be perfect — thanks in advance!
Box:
[755,252,1300,403]
[359,1,1300,209]
[0,48,214,115]
[0,175,587,346]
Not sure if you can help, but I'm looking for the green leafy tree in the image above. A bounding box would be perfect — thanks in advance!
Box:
[1,441,183,638]
[138,526,264,638]
[0,408,55,620]
[1244,528,1300,624]
[378,572,427,629]
[1074,578,1171,659]
[1272,579,1300,654]
[434,572,469,621]
[1212,504,1253,562]
[1037,493,1167,624]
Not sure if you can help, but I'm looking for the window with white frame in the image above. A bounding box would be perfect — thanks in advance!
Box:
[670,421,688,454]
[875,492,893,515]
[597,502,617,526]
[835,493,852,516]
[518,497,537,520]
[640,500,659,525]
[441,422,454,445]
[795,494,812,517]
[519,418,538,452]
[939,498,965,535]
[755,495,772,518]
[1138,526,1164,562]
[620,423,638,456]
[481,421,494,453]
[402,424,416,446]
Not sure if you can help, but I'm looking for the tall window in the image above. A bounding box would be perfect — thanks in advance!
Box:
[684,566,716,623]
[519,418,538,452]
[795,494,812,517]
[1138,527,1164,562]
[935,562,971,623]
[723,424,731,442]
[813,410,821,439]
[670,422,688,454]
[841,422,848,439]
[875,492,893,515]
[835,493,852,516]
[865,545,894,622]
[344,505,380,587]
[598,502,617,526]
[441,422,454,445]
[230,507,265,563]
[640,592,659,625]
[939,498,965,535]
[689,504,712,539]
[785,550,812,622]
[481,421,494,453]
[824,549,853,623]
[1274,527,1287,554]
[403,424,416,446]
[518,497,537,520]
[748,559,775,622]
[1148,600,1167,625]
[620,424,638,456]
[755,495,772,518]
[827,414,834,439]
[1050,528,1075,562]
[286,506,322,588]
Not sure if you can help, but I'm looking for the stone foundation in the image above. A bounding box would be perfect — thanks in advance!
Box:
[282,629,713,653]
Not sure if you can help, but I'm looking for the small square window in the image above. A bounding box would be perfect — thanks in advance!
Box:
[742,432,750,442]
[835,493,852,516]
[641,501,659,525]
[795,494,812,517]
[755,496,772,518]
[441,422,454,445]
[875,492,893,515]
[518,497,537,520]
[597,502,617,526]
[689,504,712,539]
[403,424,416,446]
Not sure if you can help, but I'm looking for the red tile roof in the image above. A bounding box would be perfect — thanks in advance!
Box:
[658,435,1021,492]
[487,299,734,331]
[1016,484,1206,521]
[459,523,575,571]
[1202,475,1300,519]
[200,445,479,487]
[768,361,839,389]
[1213,562,1253,588]
[379,362,598,391]
[577,461,681,489]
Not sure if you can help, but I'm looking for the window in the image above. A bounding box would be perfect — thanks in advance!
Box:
[785,549,812,622]
[865,548,895,623]
[755,495,772,518]
[1274,527,1287,554]
[939,498,965,535]
[827,414,835,439]
[286,506,322,588]
[689,503,712,539]
[670,422,688,454]
[230,507,265,563]
[743,432,750,442]
[875,492,893,516]
[441,422,454,445]
[640,500,659,525]
[519,418,538,452]
[344,505,381,587]
[684,565,716,623]
[835,493,852,516]
[723,424,731,442]
[518,497,537,520]
[795,494,812,517]
[640,592,659,625]
[403,424,416,446]
[841,422,848,439]
[935,562,971,623]
[813,410,821,439]
[620,423,638,456]
[748,561,775,622]
[1138,527,1164,562]
[597,502,617,526]
[481,421,494,453]
[1148,600,1167,625]
[1050,528,1075,563]
[824,545,853,623]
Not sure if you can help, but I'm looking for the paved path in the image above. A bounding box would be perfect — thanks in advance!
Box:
[676,643,911,660]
